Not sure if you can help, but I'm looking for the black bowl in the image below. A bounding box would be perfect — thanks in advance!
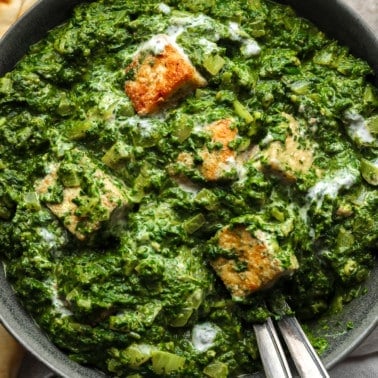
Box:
[0,1,377,377]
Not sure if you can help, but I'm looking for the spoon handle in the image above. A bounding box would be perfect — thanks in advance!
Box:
[277,316,329,378]
[253,317,292,378]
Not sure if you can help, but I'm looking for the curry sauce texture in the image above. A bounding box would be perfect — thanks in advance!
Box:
[0,0,377,376]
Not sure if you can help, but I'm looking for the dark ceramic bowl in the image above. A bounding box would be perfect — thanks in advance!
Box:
[0,1,377,377]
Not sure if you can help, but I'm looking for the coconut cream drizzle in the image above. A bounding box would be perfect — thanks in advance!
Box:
[345,111,375,145]
[192,322,219,352]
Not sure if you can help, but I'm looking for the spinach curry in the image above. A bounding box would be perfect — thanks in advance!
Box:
[0,0,377,376]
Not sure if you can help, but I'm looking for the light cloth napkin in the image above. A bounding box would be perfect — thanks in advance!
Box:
[0,0,39,37]
[0,0,24,37]
[330,326,378,378]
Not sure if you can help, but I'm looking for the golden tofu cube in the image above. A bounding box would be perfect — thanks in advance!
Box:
[125,35,207,115]
[260,113,314,182]
[200,119,238,181]
[36,156,130,241]
[211,226,298,300]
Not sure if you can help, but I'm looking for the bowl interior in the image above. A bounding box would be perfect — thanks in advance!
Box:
[0,0,377,377]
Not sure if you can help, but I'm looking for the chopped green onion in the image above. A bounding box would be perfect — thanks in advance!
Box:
[151,351,185,374]
[203,54,226,75]
[64,120,92,140]
[366,115,378,134]
[58,163,81,187]
[122,343,154,368]
[203,361,229,378]
[170,307,193,327]
[289,80,310,95]
[233,100,254,124]
[183,213,206,234]
[194,189,219,210]
[360,159,378,186]
[23,192,41,211]
[102,141,133,168]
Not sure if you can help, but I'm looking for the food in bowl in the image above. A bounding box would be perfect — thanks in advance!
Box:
[0,0,377,376]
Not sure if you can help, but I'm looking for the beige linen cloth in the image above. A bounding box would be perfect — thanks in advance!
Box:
[0,0,377,377]
[0,0,36,37]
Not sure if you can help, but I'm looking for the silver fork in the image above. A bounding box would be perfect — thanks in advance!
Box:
[253,312,329,378]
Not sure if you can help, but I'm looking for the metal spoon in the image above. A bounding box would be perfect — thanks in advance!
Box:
[277,314,329,378]
[253,317,292,378]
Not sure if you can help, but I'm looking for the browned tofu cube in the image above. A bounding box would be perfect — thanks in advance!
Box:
[211,226,298,300]
[260,113,314,182]
[36,158,130,241]
[125,35,207,115]
[200,119,238,181]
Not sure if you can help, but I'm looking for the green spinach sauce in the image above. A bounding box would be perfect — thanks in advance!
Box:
[0,0,377,376]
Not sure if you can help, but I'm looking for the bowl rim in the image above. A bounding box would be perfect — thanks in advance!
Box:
[0,0,377,376]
